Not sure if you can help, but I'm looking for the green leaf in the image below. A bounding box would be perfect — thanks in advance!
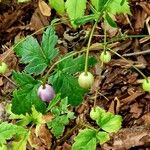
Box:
[51,73,87,106]
[91,0,109,12]
[11,131,30,150]
[105,13,117,28]
[46,93,61,112]
[57,54,96,74]
[12,72,46,115]
[74,14,99,26]
[91,0,131,15]
[41,26,58,61]
[0,122,28,146]
[49,54,96,106]
[59,97,68,113]
[0,144,7,150]
[14,26,58,75]
[120,0,125,5]
[107,0,131,15]
[65,0,87,28]
[12,71,37,86]
[72,129,97,150]
[47,97,75,138]
[47,115,69,138]
[96,131,110,144]
[97,112,122,133]
[49,0,65,15]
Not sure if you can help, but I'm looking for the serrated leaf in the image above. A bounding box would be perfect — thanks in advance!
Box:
[0,122,28,146]
[96,131,110,144]
[51,73,87,106]
[107,0,131,15]
[57,54,96,74]
[49,0,65,15]
[91,0,109,12]
[11,131,30,150]
[47,115,69,138]
[59,97,68,113]
[12,71,38,86]
[105,13,117,28]
[46,93,61,112]
[91,0,131,15]
[97,112,122,133]
[49,55,96,106]
[12,72,46,115]
[14,26,58,75]
[65,0,87,28]
[72,129,97,150]
[41,25,58,61]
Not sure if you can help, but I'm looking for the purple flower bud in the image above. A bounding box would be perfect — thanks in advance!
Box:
[38,84,55,102]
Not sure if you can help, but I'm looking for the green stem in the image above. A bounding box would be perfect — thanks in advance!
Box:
[108,48,148,82]
[103,13,107,54]
[84,22,97,75]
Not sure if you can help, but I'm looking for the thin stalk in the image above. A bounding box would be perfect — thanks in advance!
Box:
[84,22,97,75]
[103,13,107,54]
[108,48,149,82]
[93,90,98,109]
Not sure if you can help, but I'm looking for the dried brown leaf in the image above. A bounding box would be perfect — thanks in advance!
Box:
[38,0,51,17]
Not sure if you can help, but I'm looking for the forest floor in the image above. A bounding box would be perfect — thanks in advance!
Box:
[0,0,150,150]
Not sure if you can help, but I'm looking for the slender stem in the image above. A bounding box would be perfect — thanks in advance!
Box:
[93,90,98,108]
[103,13,107,54]
[108,48,148,82]
[84,22,97,75]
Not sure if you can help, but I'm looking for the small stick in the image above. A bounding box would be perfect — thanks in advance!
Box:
[122,49,150,57]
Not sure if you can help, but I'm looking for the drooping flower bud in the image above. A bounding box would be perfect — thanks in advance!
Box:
[38,84,55,102]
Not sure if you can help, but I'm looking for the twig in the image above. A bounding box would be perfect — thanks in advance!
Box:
[123,49,150,57]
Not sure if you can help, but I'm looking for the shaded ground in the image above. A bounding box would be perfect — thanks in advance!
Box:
[0,0,150,149]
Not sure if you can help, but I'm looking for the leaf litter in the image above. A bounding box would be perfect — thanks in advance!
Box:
[0,0,150,149]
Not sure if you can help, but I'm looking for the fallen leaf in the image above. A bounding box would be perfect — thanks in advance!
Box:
[38,0,51,17]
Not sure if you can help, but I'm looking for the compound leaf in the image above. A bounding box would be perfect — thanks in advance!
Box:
[47,115,69,138]
[65,0,87,28]
[97,112,122,133]
[0,122,28,146]
[11,131,30,150]
[14,26,58,75]
[91,0,109,12]
[58,54,96,74]
[12,72,46,115]
[50,72,87,106]
[49,55,96,106]
[91,0,131,15]
[72,129,97,150]
[107,0,131,15]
